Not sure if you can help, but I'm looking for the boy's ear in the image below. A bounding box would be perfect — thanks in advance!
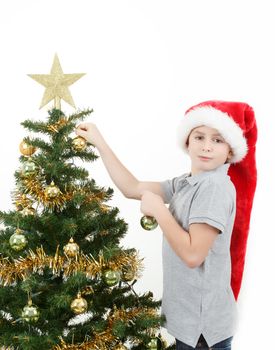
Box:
[227,150,233,162]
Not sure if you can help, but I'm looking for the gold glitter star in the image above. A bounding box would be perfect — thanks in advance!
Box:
[28,54,85,109]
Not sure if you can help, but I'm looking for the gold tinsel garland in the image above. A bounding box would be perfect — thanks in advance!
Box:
[15,174,108,211]
[53,307,158,350]
[0,249,151,350]
[19,175,68,211]
[0,247,142,286]
[12,193,33,211]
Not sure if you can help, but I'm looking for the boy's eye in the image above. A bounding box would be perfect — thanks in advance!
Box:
[194,136,223,143]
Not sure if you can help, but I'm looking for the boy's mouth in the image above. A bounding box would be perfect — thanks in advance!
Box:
[198,156,212,161]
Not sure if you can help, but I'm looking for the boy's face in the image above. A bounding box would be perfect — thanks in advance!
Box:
[186,125,233,175]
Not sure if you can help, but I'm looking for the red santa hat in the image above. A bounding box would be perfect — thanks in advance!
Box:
[178,100,257,301]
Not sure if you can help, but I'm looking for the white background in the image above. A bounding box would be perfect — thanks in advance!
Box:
[0,1,274,348]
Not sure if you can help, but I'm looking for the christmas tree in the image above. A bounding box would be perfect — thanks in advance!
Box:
[0,55,175,350]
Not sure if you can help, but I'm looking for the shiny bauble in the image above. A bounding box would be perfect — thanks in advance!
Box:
[22,159,37,176]
[70,293,88,314]
[45,181,60,199]
[121,265,135,282]
[21,207,35,216]
[63,238,79,258]
[103,269,121,287]
[9,229,28,251]
[140,216,158,230]
[19,140,36,156]
[147,337,162,350]
[72,136,87,152]
[21,300,40,323]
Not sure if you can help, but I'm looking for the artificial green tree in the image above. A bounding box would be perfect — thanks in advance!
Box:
[0,55,175,350]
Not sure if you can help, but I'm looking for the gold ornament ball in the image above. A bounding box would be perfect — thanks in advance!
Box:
[22,159,37,176]
[19,140,36,156]
[70,293,88,314]
[45,181,60,199]
[9,229,28,251]
[140,216,158,230]
[63,238,79,258]
[72,136,87,152]
[22,300,40,323]
[103,269,121,287]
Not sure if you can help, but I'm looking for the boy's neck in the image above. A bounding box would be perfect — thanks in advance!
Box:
[189,162,228,177]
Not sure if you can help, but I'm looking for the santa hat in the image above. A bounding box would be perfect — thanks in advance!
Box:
[178,100,257,301]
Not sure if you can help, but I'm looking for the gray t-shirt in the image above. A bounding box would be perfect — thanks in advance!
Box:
[160,163,238,348]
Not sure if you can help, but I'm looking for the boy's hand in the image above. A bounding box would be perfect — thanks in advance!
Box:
[140,190,164,217]
[75,123,104,148]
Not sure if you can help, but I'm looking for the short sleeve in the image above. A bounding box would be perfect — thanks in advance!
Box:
[188,179,234,234]
[160,174,189,204]
[160,177,177,204]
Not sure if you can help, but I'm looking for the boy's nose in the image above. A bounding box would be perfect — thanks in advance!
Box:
[202,141,212,152]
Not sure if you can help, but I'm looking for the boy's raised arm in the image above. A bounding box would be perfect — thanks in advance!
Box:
[76,123,165,201]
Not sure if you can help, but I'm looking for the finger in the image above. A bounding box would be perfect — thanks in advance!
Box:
[76,126,87,132]
[76,123,90,131]
[75,128,86,138]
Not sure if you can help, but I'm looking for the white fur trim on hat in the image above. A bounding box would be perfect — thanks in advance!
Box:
[177,106,248,163]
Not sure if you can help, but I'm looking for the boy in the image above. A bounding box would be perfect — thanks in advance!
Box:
[76,100,257,349]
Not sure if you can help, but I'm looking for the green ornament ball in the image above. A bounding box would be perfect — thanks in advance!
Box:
[22,159,36,176]
[103,269,121,287]
[22,301,40,323]
[9,229,28,251]
[147,337,162,350]
[140,216,158,230]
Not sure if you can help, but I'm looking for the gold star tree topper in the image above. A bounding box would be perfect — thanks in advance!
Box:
[28,54,85,109]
